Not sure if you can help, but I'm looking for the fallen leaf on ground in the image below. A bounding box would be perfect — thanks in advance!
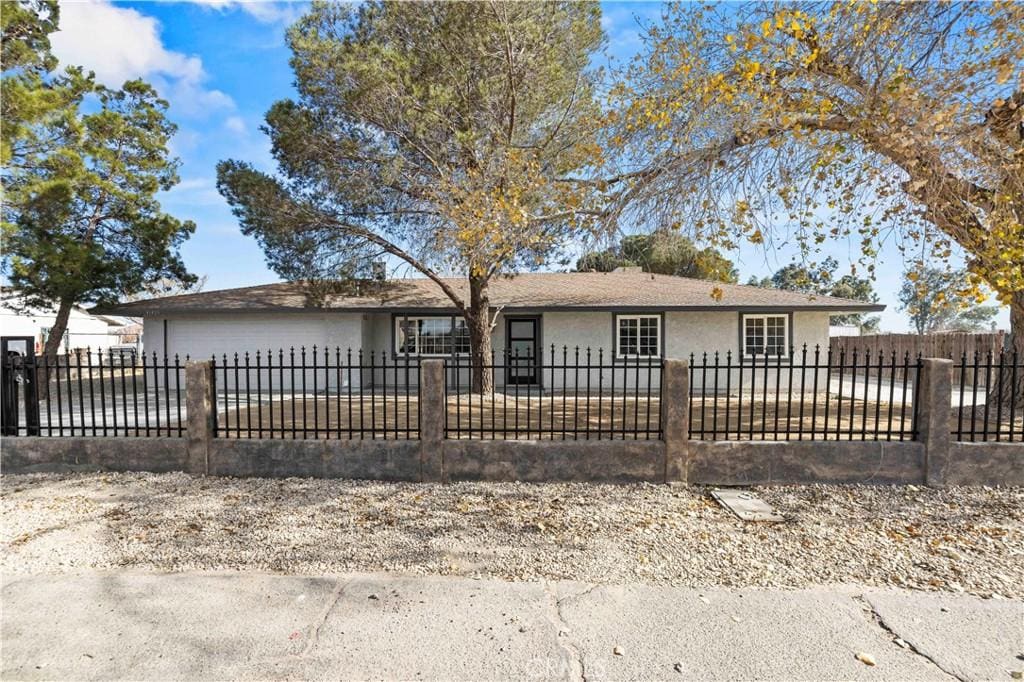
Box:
[855,652,876,666]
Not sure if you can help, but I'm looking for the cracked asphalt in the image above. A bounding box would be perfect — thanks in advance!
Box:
[2,571,1021,681]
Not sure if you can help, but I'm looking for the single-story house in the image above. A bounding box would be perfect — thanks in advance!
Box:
[97,269,882,391]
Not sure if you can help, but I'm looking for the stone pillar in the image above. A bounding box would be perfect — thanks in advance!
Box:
[916,358,953,486]
[185,360,215,476]
[660,358,690,484]
[419,359,445,482]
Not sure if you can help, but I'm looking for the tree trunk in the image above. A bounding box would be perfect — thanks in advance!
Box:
[1009,292,1024,358]
[36,297,73,401]
[465,274,494,394]
[999,291,1024,409]
[43,299,73,359]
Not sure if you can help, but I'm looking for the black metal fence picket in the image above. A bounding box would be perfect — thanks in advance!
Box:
[214,347,420,439]
[17,343,1022,446]
[0,349,185,437]
[443,346,662,440]
[687,345,920,441]
[952,349,1024,442]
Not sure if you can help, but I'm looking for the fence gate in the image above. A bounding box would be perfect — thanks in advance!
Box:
[1,337,40,436]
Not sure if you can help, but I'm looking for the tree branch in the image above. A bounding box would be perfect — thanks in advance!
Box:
[323,217,468,313]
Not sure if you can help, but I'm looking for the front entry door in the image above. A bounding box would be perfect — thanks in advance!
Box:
[506,318,539,385]
[1,336,39,436]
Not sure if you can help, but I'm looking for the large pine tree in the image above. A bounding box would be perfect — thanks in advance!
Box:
[217,1,606,391]
[1,0,195,359]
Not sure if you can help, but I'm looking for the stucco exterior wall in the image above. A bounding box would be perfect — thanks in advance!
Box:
[665,311,735,359]
[793,311,830,355]
[669,310,833,391]
[141,308,835,391]
[539,310,832,391]
[543,309,828,360]
[144,313,363,359]
[144,313,364,389]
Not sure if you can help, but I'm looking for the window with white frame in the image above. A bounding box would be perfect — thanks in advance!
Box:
[395,316,471,356]
[742,314,789,358]
[616,314,661,358]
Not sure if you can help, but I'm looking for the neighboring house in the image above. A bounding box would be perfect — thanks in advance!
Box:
[110,320,144,349]
[0,294,130,356]
[97,269,883,389]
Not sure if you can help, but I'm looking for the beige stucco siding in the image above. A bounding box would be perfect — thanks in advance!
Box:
[539,311,609,355]
[537,309,832,392]
[144,313,364,389]
[664,311,735,359]
[146,310,830,363]
[145,313,363,360]
[666,310,829,360]
[683,310,832,391]
[521,309,833,391]
[142,308,834,391]
[792,311,830,354]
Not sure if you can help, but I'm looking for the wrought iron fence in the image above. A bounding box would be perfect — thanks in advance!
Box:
[443,346,662,440]
[0,350,185,437]
[953,349,1023,442]
[214,347,420,439]
[688,346,920,441]
[16,344,1016,446]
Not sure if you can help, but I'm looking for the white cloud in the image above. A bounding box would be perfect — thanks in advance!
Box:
[188,0,307,25]
[50,1,234,116]
[224,115,248,136]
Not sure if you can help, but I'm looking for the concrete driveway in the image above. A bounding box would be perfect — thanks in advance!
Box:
[2,571,1021,681]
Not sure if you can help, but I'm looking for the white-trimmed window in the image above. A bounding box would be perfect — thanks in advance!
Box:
[395,316,470,356]
[616,314,661,358]
[742,314,789,358]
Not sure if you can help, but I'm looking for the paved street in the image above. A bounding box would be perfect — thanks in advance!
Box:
[2,571,1021,680]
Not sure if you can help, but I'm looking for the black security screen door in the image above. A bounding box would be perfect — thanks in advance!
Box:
[506,318,539,385]
[1,336,38,436]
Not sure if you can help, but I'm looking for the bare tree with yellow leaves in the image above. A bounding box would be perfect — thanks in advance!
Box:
[605,1,1022,393]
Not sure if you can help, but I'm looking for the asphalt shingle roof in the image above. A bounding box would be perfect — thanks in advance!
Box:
[96,271,884,316]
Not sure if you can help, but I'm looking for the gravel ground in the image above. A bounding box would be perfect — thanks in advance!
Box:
[2,472,1022,598]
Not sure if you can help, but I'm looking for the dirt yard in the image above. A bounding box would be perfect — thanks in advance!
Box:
[214,393,926,440]
[27,386,1019,441]
[3,472,1021,598]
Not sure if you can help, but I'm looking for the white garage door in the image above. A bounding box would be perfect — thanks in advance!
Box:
[161,314,362,362]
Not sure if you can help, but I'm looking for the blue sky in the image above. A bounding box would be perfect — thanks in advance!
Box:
[47,0,1009,332]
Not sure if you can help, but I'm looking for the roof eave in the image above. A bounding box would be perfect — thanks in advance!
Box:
[96,303,887,316]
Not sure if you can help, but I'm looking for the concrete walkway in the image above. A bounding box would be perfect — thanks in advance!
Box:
[2,572,1021,681]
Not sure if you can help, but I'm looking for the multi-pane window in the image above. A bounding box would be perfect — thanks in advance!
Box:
[742,314,788,358]
[395,316,471,356]
[616,315,661,358]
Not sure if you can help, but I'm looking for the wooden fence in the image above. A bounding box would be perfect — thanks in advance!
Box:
[830,332,1006,387]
